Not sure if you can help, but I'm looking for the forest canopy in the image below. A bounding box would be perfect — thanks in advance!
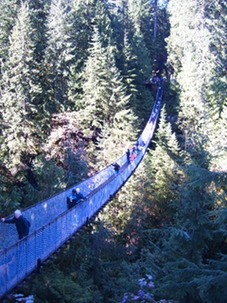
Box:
[0,0,226,302]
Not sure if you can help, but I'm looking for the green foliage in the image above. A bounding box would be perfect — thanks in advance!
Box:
[29,223,132,303]
[77,26,138,169]
[125,30,152,122]
[94,53,138,168]
[43,0,76,113]
[31,264,103,303]
[27,0,49,63]
[1,1,226,303]
[144,165,227,303]
[0,169,22,214]
[167,0,227,170]
[0,1,43,170]
[121,29,152,123]
[77,27,111,132]
[94,0,114,47]
[0,0,20,63]
[206,0,227,116]
[67,0,95,106]
[24,155,67,203]
[139,107,181,226]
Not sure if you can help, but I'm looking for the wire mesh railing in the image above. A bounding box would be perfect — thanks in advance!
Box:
[0,83,163,298]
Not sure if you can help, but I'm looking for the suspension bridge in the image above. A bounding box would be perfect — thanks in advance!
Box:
[0,82,163,299]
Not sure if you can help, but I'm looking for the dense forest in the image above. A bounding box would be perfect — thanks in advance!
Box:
[0,0,226,302]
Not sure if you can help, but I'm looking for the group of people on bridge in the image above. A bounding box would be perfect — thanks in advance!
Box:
[0,139,146,241]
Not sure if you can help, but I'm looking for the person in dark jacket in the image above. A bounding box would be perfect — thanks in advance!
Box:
[67,189,77,209]
[112,162,120,172]
[67,188,85,209]
[75,188,85,203]
[126,149,130,164]
[1,210,30,240]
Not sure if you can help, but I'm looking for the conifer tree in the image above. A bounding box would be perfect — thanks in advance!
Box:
[206,0,227,115]
[0,159,22,213]
[201,0,227,171]
[121,30,139,111]
[78,28,137,168]
[0,0,20,66]
[204,106,227,171]
[151,165,227,303]
[94,0,114,47]
[142,107,181,225]
[0,1,42,171]
[167,0,226,170]
[125,29,153,122]
[67,0,95,106]
[77,27,112,135]
[27,0,49,63]
[119,0,153,122]
[94,49,137,168]
[127,0,154,50]
[68,0,116,109]
[44,0,75,113]
[168,0,215,126]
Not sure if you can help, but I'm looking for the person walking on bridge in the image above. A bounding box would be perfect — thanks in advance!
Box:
[1,209,30,240]
[126,149,130,164]
[67,188,85,209]
[75,188,85,203]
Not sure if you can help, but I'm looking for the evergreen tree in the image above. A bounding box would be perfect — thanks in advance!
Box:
[150,166,227,303]
[0,0,20,66]
[27,0,50,63]
[204,105,227,171]
[78,27,139,167]
[67,0,95,106]
[0,159,22,213]
[141,107,181,226]
[167,0,226,170]
[44,0,75,113]
[120,0,153,122]
[77,27,113,135]
[151,3,170,79]
[0,1,43,171]
[172,0,214,122]
[94,49,137,168]
[202,0,227,171]
[94,0,114,47]
[68,0,117,110]
[206,0,227,116]
[121,30,139,112]
[125,29,153,122]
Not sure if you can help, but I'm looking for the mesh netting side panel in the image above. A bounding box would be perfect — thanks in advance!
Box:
[0,250,7,296]
[0,244,18,296]
[25,233,38,274]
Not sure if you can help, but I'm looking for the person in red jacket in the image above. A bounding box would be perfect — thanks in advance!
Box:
[1,209,30,240]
